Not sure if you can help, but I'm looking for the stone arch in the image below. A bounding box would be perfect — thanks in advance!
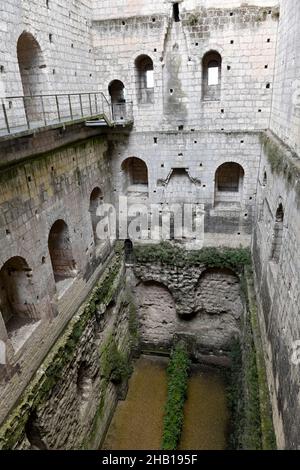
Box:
[25,411,48,450]
[195,268,243,318]
[121,157,149,197]
[17,32,47,122]
[135,54,154,104]
[109,79,126,121]
[48,220,77,291]
[214,162,244,206]
[202,50,222,101]
[135,280,177,346]
[0,256,39,352]
[89,187,104,247]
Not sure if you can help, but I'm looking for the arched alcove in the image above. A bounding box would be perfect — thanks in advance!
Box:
[48,220,77,293]
[215,162,244,206]
[17,32,47,122]
[109,80,126,121]
[89,187,104,246]
[195,268,242,318]
[121,157,149,198]
[0,257,39,351]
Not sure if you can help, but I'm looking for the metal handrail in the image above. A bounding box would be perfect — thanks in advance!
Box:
[0,91,113,136]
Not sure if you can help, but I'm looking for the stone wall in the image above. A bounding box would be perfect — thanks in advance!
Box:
[0,0,96,98]
[253,131,300,450]
[0,248,133,449]
[109,130,260,247]
[0,135,113,425]
[92,3,279,132]
[131,261,244,362]
[270,0,300,155]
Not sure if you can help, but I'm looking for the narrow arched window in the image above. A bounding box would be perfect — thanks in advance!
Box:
[135,55,154,104]
[202,51,222,101]
[89,187,104,246]
[271,203,284,263]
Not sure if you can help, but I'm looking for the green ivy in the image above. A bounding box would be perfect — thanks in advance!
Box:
[101,334,132,385]
[134,242,251,272]
[161,343,190,450]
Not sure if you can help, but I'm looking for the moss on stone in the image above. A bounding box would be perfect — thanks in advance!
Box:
[227,269,276,450]
[0,246,124,450]
[260,132,300,202]
[134,242,251,273]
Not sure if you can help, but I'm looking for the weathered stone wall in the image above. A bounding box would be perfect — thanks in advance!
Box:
[92,1,279,22]
[0,135,113,425]
[270,0,300,155]
[109,130,260,247]
[92,4,278,132]
[0,0,96,98]
[0,248,133,450]
[253,131,300,449]
[131,262,244,361]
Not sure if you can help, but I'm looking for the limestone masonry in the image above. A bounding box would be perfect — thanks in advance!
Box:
[0,0,299,450]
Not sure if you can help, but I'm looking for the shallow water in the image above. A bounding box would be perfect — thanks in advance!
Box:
[102,355,168,450]
[101,356,229,450]
[179,366,229,450]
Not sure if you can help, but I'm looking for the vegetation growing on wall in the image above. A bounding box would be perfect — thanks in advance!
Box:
[0,246,124,450]
[161,343,190,450]
[134,242,251,272]
[260,132,300,202]
[101,333,132,385]
[227,270,276,450]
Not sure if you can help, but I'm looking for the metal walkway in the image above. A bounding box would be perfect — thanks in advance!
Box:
[0,92,133,139]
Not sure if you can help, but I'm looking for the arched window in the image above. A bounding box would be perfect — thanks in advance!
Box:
[109,80,126,121]
[17,32,46,122]
[215,162,244,206]
[262,170,267,187]
[89,187,104,246]
[202,51,222,101]
[0,257,39,351]
[135,55,154,104]
[271,203,284,263]
[48,220,77,292]
[121,157,149,198]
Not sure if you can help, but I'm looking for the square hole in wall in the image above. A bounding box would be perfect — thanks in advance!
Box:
[267,38,271,42]
[154,137,158,144]
[178,125,184,131]
[230,40,234,44]
[227,65,231,71]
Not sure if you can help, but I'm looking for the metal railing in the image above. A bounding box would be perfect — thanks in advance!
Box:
[0,92,113,137]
